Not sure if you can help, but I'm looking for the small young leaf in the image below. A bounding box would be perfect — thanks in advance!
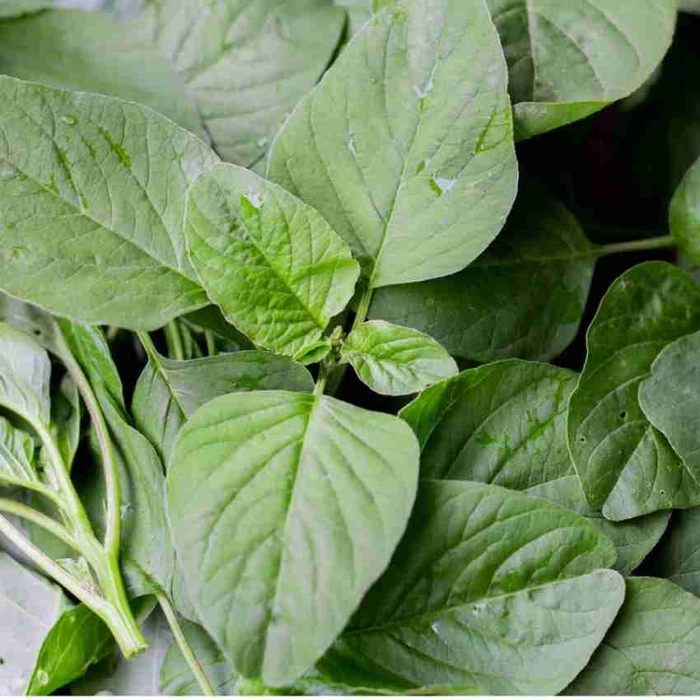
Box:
[168,390,419,686]
[159,621,237,696]
[0,553,71,696]
[671,156,700,266]
[486,0,676,139]
[565,577,700,695]
[342,321,458,396]
[132,347,314,464]
[317,481,624,695]
[369,178,595,362]
[268,0,518,288]
[568,262,700,520]
[0,76,218,329]
[186,163,360,359]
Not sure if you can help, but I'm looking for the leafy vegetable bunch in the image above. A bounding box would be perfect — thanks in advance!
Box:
[2,0,700,696]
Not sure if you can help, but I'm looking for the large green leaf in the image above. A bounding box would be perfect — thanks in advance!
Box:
[341,321,458,396]
[133,346,314,464]
[369,178,594,362]
[0,0,50,17]
[186,163,359,359]
[268,0,518,288]
[334,0,371,36]
[168,390,420,686]
[400,360,668,574]
[0,553,70,695]
[568,262,700,520]
[0,76,218,329]
[671,156,700,266]
[566,577,700,695]
[159,621,237,696]
[0,10,203,138]
[486,0,676,140]
[317,481,624,694]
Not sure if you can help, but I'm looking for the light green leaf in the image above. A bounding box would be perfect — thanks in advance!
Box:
[0,0,50,17]
[486,0,676,140]
[0,417,42,495]
[653,506,700,597]
[565,577,700,695]
[186,163,360,359]
[369,178,595,362]
[168,390,420,686]
[268,0,518,288]
[671,156,700,266]
[342,321,458,396]
[159,621,237,696]
[568,262,700,520]
[132,345,314,464]
[0,10,204,138]
[400,360,668,574]
[0,76,218,329]
[0,553,71,695]
[50,375,82,470]
[334,0,371,36]
[317,480,624,695]
[680,0,700,13]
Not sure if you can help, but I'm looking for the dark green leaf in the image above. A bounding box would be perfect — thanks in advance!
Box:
[671,156,700,266]
[318,480,624,694]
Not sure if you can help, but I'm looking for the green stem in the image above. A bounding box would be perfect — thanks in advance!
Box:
[314,364,328,397]
[164,322,185,361]
[157,592,216,696]
[205,330,217,357]
[326,287,374,396]
[596,235,677,257]
[0,515,147,658]
[55,331,121,560]
[0,499,80,552]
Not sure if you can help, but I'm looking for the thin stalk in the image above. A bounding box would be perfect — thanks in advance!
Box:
[326,287,374,397]
[54,333,121,559]
[157,592,216,696]
[205,330,217,357]
[164,322,185,361]
[597,235,676,257]
[314,365,328,397]
[0,515,147,657]
[0,499,80,552]
[136,330,159,362]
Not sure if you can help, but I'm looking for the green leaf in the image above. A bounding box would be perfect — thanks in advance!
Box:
[639,330,700,493]
[568,262,700,520]
[527,476,669,576]
[0,417,43,495]
[26,605,119,696]
[317,480,624,695]
[159,621,237,696]
[0,553,70,695]
[0,76,218,329]
[342,321,458,396]
[680,0,700,13]
[268,0,518,288]
[179,307,254,352]
[50,375,82,470]
[186,163,360,359]
[0,0,50,18]
[334,0,371,36]
[168,390,420,686]
[132,346,314,464]
[369,178,595,363]
[400,360,668,574]
[145,0,345,166]
[0,10,204,138]
[485,0,676,140]
[58,321,174,597]
[565,577,700,695]
[671,156,700,266]
[652,505,700,597]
